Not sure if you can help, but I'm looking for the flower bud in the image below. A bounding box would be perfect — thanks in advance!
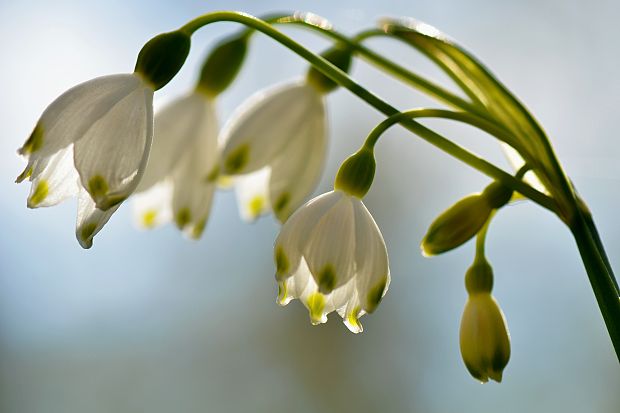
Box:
[134,30,191,90]
[196,34,249,96]
[306,45,352,93]
[334,147,376,198]
[460,293,511,383]
[482,181,513,209]
[421,194,491,256]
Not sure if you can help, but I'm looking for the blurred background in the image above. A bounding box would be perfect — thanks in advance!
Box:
[1,0,619,412]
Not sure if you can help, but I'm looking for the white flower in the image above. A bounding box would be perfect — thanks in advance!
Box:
[132,91,219,239]
[16,73,154,248]
[274,190,390,333]
[219,78,326,223]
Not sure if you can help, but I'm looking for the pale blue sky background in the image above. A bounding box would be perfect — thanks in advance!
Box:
[0,1,619,412]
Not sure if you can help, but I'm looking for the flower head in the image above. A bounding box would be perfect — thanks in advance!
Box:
[219,78,327,223]
[274,190,390,333]
[459,258,511,383]
[132,91,219,238]
[17,73,154,248]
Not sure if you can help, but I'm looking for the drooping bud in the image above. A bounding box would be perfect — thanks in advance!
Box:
[196,34,249,97]
[134,30,191,90]
[421,194,491,256]
[306,44,352,93]
[459,293,511,383]
[334,147,376,198]
[421,181,513,256]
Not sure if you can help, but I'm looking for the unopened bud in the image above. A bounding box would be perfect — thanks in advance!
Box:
[306,45,352,93]
[197,34,248,96]
[421,194,491,256]
[459,293,511,383]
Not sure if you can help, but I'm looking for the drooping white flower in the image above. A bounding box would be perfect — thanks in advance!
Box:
[219,78,326,223]
[16,73,154,248]
[132,91,219,239]
[274,190,390,333]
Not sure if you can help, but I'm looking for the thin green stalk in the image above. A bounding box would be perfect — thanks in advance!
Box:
[362,109,556,213]
[179,12,555,213]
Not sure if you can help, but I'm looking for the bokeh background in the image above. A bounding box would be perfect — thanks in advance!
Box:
[1,0,619,412]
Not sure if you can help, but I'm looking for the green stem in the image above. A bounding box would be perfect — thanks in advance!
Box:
[179,12,555,213]
[362,109,555,213]
[570,212,620,361]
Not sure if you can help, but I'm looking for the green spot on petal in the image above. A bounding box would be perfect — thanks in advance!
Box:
[273,193,291,220]
[88,175,109,202]
[142,210,157,228]
[175,207,191,229]
[248,195,264,219]
[345,306,363,333]
[317,264,336,293]
[21,123,44,154]
[277,280,288,305]
[16,166,33,183]
[307,292,326,325]
[275,246,289,278]
[29,180,49,207]
[191,218,207,239]
[80,223,97,243]
[366,276,388,313]
[224,144,249,174]
[205,165,219,183]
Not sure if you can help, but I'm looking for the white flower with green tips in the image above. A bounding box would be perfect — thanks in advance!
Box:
[274,189,390,333]
[16,73,155,248]
[219,78,326,223]
[132,91,219,239]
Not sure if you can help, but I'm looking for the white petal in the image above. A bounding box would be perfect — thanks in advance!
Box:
[74,81,154,210]
[219,80,322,174]
[138,92,215,191]
[76,189,120,249]
[268,97,326,222]
[234,168,271,222]
[352,199,390,313]
[26,145,80,208]
[169,100,219,239]
[132,180,173,229]
[303,192,357,293]
[274,191,342,281]
[19,74,143,160]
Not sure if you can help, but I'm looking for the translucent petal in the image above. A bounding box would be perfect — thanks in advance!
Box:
[132,180,173,230]
[26,145,80,208]
[234,168,271,222]
[74,84,154,210]
[352,199,390,313]
[502,143,547,197]
[219,80,322,174]
[274,191,341,281]
[277,257,312,306]
[268,97,326,222]
[304,192,357,293]
[138,93,214,191]
[169,99,219,239]
[75,189,120,249]
[19,74,143,160]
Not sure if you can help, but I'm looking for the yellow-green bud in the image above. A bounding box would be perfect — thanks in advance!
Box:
[459,293,511,383]
[421,194,492,256]
[135,30,191,90]
[482,181,513,209]
[306,45,352,93]
[197,34,248,96]
[465,256,494,294]
[334,148,376,198]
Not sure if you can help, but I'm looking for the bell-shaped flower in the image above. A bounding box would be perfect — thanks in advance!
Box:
[219,78,326,223]
[16,73,155,248]
[132,91,219,239]
[460,292,511,383]
[274,190,390,333]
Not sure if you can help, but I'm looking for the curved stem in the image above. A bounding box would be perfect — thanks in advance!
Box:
[362,109,556,213]
[179,12,555,214]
